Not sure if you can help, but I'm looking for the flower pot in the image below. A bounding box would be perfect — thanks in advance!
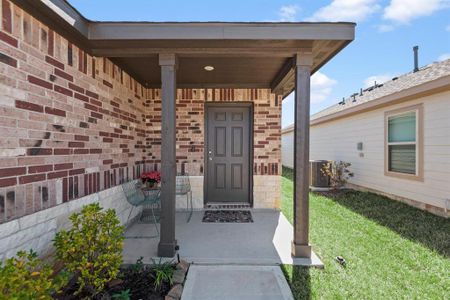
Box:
[145,181,157,189]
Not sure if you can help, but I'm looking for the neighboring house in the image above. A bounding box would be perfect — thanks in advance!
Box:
[283,58,450,217]
[282,124,295,169]
[0,0,355,259]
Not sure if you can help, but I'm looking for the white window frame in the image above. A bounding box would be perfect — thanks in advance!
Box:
[384,104,423,181]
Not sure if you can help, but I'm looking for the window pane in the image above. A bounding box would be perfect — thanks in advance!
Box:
[389,145,416,174]
[388,112,416,143]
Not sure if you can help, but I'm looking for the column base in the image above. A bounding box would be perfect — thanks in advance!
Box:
[158,240,178,257]
[291,242,312,258]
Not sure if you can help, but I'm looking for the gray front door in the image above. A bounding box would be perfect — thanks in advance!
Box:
[205,105,251,204]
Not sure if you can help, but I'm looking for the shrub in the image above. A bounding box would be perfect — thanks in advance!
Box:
[53,203,124,296]
[0,250,68,300]
[151,258,174,290]
[321,160,354,191]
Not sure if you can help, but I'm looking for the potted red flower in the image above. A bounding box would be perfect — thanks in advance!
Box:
[140,171,161,189]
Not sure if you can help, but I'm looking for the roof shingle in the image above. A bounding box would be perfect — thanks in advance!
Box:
[311,58,450,120]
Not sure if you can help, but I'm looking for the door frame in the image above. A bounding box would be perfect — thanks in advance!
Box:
[203,102,254,207]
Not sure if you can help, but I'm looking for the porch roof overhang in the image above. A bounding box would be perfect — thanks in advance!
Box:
[13,0,355,98]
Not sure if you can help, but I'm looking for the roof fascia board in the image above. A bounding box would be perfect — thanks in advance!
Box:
[311,75,450,126]
[87,23,355,41]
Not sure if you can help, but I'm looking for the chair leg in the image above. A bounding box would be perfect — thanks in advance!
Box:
[151,205,159,236]
[186,191,193,223]
[126,205,134,226]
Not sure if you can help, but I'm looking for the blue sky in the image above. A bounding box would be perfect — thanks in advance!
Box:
[69,0,450,127]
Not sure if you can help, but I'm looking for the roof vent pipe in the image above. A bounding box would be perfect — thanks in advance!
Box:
[413,46,419,72]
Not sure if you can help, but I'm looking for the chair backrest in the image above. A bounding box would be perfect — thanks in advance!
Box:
[122,180,145,206]
[176,172,191,195]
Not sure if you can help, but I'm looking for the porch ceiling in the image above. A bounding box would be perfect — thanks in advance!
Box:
[12,0,356,97]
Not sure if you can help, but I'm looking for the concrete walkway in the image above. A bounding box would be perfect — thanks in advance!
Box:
[181,265,294,300]
[123,210,323,267]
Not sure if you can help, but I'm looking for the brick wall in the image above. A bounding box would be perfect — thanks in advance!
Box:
[0,0,282,224]
[0,0,149,223]
[146,88,282,177]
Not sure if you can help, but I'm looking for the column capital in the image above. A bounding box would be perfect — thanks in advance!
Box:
[159,53,178,66]
[295,50,313,67]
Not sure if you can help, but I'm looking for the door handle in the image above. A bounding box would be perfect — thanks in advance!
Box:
[208,150,213,161]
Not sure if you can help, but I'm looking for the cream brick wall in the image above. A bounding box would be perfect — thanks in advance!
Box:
[175,175,281,209]
[0,182,141,260]
[253,175,281,209]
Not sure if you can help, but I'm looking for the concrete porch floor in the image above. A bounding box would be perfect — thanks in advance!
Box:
[123,210,323,267]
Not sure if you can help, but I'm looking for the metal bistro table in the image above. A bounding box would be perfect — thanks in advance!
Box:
[142,174,193,224]
[141,186,162,224]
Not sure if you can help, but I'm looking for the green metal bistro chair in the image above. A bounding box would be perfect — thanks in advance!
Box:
[176,172,193,222]
[122,180,160,238]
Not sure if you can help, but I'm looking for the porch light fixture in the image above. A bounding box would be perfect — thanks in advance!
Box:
[204,65,214,71]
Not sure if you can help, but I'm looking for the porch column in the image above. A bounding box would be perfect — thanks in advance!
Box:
[158,54,178,257]
[292,51,313,258]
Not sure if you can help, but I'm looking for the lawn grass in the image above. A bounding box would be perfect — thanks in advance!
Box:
[281,167,450,299]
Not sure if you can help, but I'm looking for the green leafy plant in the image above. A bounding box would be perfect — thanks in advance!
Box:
[0,250,68,300]
[321,160,354,191]
[53,203,124,296]
[112,289,132,300]
[151,258,174,290]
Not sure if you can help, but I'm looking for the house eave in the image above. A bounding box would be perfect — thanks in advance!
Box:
[11,0,355,98]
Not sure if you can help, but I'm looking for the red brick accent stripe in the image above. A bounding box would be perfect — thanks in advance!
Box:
[54,163,73,170]
[69,168,85,176]
[47,170,68,179]
[45,107,66,117]
[0,52,17,67]
[48,30,54,56]
[28,165,53,173]
[28,75,53,90]
[45,55,64,70]
[2,0,12,33]
[54,68,73,82]
[19,174,46,184]
[0,167,26,178]
[74,93,89,102]
[0,177,16,187]
[86,90,99,99]
[0,31,17,47]
[54,85,73,97]
[68,142,84,148]
[74,135,89,141]
[68,82,84,93]
[15,100,43,113]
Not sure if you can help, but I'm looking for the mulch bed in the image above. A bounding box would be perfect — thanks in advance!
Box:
[55,265,174,300]
[202,210,253,223]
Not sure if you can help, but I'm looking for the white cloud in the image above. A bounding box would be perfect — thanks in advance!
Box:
[306,0,380,22]
[281,72,337,127]
[278,5,299,22]
[364,74,393,88]
[438,53,450,61]
[376,24,395,32]
[383,0,450,24]
[311,72,337,103]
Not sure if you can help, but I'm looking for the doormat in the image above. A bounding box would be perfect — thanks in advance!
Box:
[202,210,253,223]
[206,203,251,210]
